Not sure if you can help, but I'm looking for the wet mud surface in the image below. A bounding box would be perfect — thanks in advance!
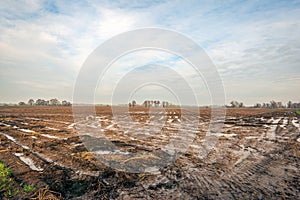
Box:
[0,106,299,199]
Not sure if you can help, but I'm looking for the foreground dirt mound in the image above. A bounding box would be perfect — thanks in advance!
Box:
[0,106,299,199]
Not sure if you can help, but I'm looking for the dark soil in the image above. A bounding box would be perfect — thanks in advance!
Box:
[0,106,299,199]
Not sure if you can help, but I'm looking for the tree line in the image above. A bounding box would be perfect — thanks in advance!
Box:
[253,100,300,108]
[18,98,71,106]
[229,100,300,108]
[128,100,171,108]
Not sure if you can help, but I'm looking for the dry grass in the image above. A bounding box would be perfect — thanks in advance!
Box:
[30,186,61,200]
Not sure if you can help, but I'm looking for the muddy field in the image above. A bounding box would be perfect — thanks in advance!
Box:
[0,106,299,199]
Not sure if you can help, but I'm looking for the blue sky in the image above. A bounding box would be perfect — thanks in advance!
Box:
[0,0,300,105]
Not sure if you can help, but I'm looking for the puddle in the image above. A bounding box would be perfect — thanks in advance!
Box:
[292,120,299,128]
[46,126,60,130]
[13,153,43,171]
[0,132,30,149]
[0,122,11,127]
[68,123,76,129]
[245,136,259,139]
[95,150,129,155]
[19,128,34,133]
[214,133,237,138]
[41,134,66,140]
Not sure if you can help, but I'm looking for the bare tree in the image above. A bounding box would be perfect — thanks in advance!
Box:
[143,100,168,107]
[269,100,284,109]
[277,102,284,108]
[143,100,151,108]
[18,102,26,106]
[154,100,160,107]
[162,101,169,108]
[287,101,292,108]
[230,101,239,108]
[254,103,262,108]
[62,100,71,106]
[150,100,154,107]
[132,100,136,107]
[292,102,300,108]
[28,99,35,106]
[271,100,276,108]
[36,99,46,106]
[49,98,60,106]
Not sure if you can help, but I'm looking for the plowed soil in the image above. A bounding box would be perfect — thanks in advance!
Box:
[0,106,299,199]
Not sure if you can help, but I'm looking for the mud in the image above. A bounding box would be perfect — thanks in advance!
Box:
[0,106,299,199]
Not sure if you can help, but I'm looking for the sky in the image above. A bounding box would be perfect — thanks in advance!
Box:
[1,0,300,106]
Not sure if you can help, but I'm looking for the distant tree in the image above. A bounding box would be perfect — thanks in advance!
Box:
[260,101,286,109]
[49,98,60,106]
[18,102,26,106]
[262,102,271,108]
[277,102,284,108]
[254,103,262,108]
[36,99,46,106]
[287,101,292,108]
[150,100,154,107]
[162,101,169,108]
[154,100,160,107]
[132,100,136,107]
[270,100,284,109]
[270,100,277,109]
[143,100,150,107]
[292,102,300,108]
[230,101,239,108]
[239,102,244,108]
[128,102,132,107]
[28,99,35,106]
[62,100,71,106]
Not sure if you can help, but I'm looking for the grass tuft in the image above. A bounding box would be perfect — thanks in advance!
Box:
[0,161,14,198]
[23,184,36,193]
[0,160,36,198]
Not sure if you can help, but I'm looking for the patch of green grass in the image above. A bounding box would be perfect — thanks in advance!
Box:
[0,161,14,198]
[23,184,35,193]
[0,162,11,177]
[0,161,36,198]
[296,110,300,115]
